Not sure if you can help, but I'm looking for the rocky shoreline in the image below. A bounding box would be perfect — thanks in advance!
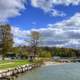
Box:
[0,63,41,80]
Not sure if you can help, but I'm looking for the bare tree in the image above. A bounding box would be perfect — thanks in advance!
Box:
[30,31,40,56]
[27,31,41,61]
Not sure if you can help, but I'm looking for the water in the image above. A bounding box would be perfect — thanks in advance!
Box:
[16,63,80,80]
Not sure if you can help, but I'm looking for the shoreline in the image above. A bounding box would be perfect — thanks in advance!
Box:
[0,63,41,79]
[0,61,78,79]
[43,61,73,66]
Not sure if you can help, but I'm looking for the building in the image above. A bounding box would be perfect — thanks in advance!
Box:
[0,24,13,59]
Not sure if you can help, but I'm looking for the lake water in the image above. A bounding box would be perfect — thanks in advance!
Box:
[16,63,80,80]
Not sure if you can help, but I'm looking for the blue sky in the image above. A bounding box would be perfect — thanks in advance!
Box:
[1,0,80,48]
[9,1,80,30]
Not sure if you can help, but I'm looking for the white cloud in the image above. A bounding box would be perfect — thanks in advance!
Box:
[13,37,27,47]
[31,0,53,12]
[52,0,80,6]
[12,12,80,48]
[44,13,80,48]
[50,9,66,17]
[63,39,80,49]
[31,0,66,17]
[11,26,30,46]
[31,0,80,17]
[0,0,27,22]
[29,13,80,48]
[11,27,30,38]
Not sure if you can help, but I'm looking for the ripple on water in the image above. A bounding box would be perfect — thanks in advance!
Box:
[16,63,80,80]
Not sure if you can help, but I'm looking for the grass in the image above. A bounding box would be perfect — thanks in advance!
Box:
[0,60,30,70]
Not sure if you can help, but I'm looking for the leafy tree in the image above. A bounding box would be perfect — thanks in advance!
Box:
[39,50,51,58]
[0,24,13,60]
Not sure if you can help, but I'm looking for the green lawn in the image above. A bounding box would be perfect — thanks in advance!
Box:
[0,60,30,70]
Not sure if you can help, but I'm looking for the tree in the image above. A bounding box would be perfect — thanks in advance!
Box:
[0,24,13,60]
[30,31,41,55]
[27,31,41,61]
[39,50,51,58]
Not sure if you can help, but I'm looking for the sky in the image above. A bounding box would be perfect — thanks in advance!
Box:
[0,0,80,48]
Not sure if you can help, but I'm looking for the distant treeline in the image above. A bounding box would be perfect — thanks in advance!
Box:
[12,46,80,58]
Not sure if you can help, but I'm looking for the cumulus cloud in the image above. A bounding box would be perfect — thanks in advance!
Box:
[13,37,27,47]
[31,0,80,17]
[11,27,30,38]
[44,13,80,48]
[0,0,27,22]
[31,0,53,12]
[12,12,80,48]
[52,0,80,6]
[51,13,80,28]
[29,13,80,48]
[31,0,66,17]
[64,39,80,48]
[11,26,30,46]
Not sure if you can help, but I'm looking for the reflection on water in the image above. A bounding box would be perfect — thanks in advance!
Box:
[16,63,80,80]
